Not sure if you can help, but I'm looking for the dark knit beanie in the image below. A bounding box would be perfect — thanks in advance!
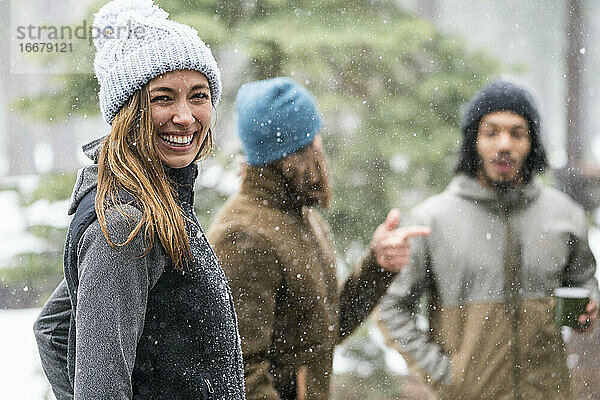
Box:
[455,78,548,182]
[461,79,541,140]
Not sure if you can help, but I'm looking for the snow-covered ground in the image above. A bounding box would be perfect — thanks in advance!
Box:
[0,191,48,267]
[0,186,69,268]
[0,308,55,400]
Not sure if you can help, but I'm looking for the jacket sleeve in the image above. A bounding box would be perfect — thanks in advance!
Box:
[73,207,164,399]
[337,250,396,340]
[563,209,600,302]
[376,216,451,386]
[33,279,73,400]
[209,228,283,400]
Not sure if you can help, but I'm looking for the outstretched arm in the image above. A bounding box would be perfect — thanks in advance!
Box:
[338,209,431,339]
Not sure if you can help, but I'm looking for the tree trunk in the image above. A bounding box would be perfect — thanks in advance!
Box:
[565,0,585,166]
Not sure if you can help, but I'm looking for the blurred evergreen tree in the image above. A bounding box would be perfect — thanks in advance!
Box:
[237,0,501,252]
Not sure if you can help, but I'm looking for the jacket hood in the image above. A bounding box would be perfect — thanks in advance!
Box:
[68,137,105,215]
[448,174,541,212]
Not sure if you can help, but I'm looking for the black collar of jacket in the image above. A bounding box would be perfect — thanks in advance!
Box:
[164,163,198,206]
[240,164,303,215]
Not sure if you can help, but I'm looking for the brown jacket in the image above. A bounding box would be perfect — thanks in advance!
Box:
[377,176,599,400]
[208,165,395,400]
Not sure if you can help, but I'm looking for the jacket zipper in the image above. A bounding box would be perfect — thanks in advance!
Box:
[502,204,522,400]
[189,202,245,395]
[200,372,215,399]
[205,378,214,394]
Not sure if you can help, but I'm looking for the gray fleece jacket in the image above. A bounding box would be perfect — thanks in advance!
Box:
[33,138,245,400]
[377,175,599,399]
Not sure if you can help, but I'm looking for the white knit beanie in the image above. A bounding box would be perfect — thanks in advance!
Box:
[92,0,222,124]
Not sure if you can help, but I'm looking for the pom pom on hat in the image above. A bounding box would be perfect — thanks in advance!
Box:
[92,0,168,51]
[92,0,221,124]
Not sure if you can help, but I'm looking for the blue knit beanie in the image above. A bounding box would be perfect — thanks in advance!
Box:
[235,77,322,166]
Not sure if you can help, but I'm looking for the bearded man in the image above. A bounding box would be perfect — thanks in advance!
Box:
[377,79,599,400]
[208,77,429,400]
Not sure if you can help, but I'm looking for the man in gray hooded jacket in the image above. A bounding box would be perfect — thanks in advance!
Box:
[377,79,599,400]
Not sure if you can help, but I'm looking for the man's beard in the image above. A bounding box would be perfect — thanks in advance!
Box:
[477,156,524,192]
[297,174,332,208]
[479,167,516,192]
[279,138,333,209]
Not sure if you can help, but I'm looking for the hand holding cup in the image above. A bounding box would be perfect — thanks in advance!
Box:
[554,287,598,332]
[576,299,599,332]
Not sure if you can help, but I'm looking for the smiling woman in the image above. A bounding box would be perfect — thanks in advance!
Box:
[149,70,213,168]
[31,0,246,399]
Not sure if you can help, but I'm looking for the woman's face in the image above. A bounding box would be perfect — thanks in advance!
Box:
[149,69,213,169]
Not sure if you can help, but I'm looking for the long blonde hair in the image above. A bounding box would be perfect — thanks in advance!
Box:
[96,84,212,271]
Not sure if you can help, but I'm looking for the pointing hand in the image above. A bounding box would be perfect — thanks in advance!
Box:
[371,209,431,272]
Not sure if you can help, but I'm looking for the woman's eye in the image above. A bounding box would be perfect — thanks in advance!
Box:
[151,95,170,102]
[192,92,209,100]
